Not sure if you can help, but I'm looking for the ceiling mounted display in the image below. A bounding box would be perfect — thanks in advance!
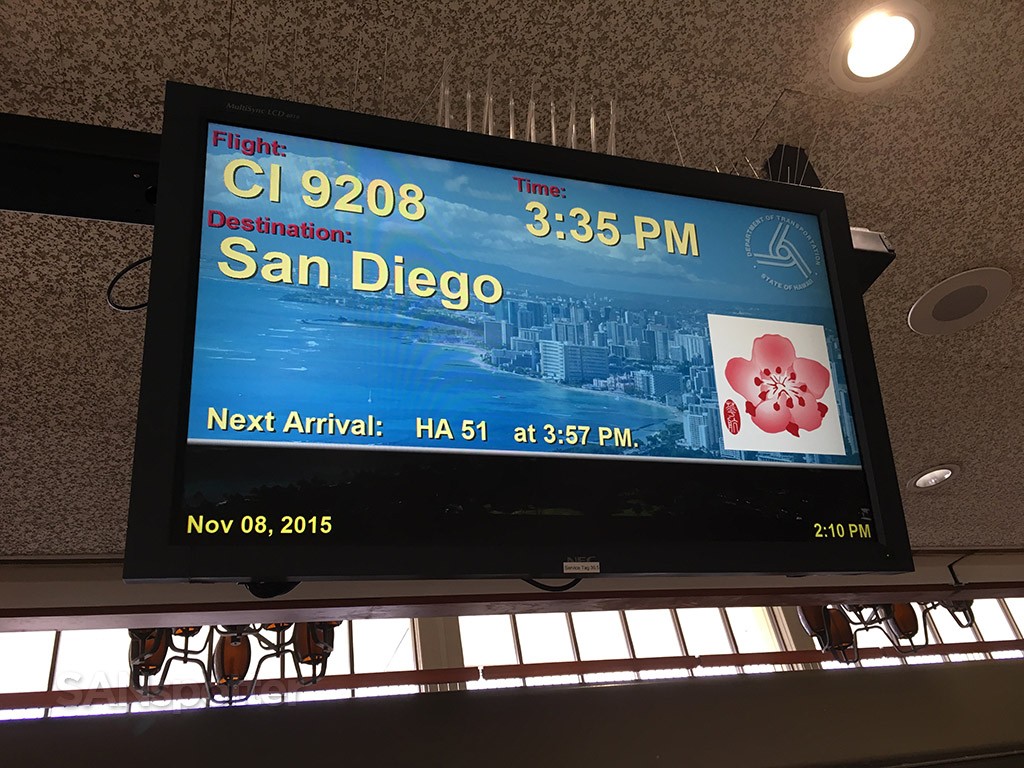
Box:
[123,83,911,583]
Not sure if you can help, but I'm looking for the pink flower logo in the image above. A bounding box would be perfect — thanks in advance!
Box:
[724,334,831,437]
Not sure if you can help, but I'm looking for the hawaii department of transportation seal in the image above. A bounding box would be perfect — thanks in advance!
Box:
[744,215,822,292]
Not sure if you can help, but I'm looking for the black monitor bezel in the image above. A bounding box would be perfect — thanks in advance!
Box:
[123,82,911,582]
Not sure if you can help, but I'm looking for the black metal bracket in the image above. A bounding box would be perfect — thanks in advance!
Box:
[763,144,822,188]
[243,581,301,599]
[763,142,893,292]
[0,112,160,225]
[848,227,896,293]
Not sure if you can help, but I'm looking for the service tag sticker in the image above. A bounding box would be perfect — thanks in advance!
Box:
[563,561,600,574]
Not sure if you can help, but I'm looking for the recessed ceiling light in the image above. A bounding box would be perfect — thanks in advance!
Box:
[847,12,916,78]
[830,1,933,93]
[908,464,959,490]
[908,267,1012,335]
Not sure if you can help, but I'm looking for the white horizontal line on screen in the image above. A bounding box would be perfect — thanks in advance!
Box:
[187,438,862,470]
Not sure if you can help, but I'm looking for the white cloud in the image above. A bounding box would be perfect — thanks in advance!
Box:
[444,175,468,192]
[443,173,513,201]
[403,156,454,174]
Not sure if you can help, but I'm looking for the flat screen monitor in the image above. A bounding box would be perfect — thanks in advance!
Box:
[124,83,911,582]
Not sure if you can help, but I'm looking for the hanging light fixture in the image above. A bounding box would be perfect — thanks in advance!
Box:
[797,600,974,663]
[939,600,976,629]
[885,603,924,649]
[128,628,169,692]
[129,620,344,703]
[798,606,858,663]
[293,622,334,683]
[262,622,293,632]
[214,632,252,690]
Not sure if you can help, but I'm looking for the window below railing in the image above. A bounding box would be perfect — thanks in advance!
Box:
[1,599,1022,720]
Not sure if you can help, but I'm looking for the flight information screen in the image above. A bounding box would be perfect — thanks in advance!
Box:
[188,123,860,468]
[124,83,910,582]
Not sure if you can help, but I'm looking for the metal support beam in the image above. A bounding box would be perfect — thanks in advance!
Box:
[0,113,159,224]
[414,617,468,692]
[3,558,1024,632]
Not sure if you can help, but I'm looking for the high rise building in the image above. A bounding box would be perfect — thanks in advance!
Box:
[517,307,534,330]
[683,412,713,451]
[635,371,686,398]
[552,320,582,345]
[687,401,723,453]
[512,337,538,353]
[604,321,627,346]
[678,333,712,365]
[483,320,505,348]
[632,370,654,396]
[625,341,654,361]
[650,328,671,361]
[540,341,610,384]
[651,371,685,397]
[522,301,546,327]
[691,367,712,393]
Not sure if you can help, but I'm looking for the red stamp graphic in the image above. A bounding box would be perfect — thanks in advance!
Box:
[723,399,741,435]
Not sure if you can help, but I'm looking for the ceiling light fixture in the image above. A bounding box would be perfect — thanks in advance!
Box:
[908,268,1012,335]
[908,464,959,490]
[830,1,933,92]
[847,12,916,78]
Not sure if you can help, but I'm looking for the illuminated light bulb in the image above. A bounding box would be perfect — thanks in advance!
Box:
[914,468,952,488]
[847,12,916,78]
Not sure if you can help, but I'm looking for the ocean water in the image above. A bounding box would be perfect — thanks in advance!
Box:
[187,284,675,456]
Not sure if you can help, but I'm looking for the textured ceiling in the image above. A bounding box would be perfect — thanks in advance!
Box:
[1,0,1022,557]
